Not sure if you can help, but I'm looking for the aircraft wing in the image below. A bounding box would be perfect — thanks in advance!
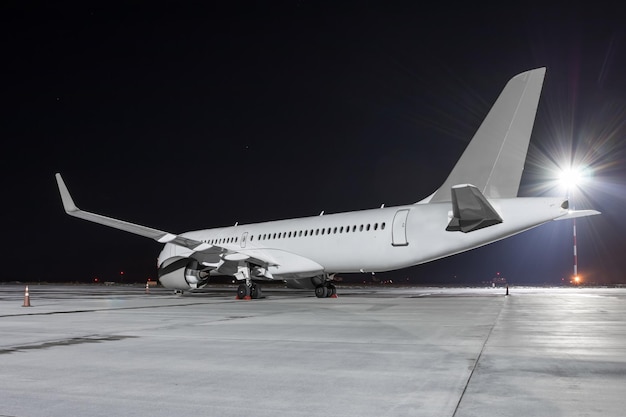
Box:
[55,173,213,250]
[56,174,325,279]
[55,174,272,268]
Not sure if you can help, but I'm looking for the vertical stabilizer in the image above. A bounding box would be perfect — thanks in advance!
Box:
[423,68,546,203]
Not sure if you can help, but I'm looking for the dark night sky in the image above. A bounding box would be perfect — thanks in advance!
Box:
[3,3,626,285]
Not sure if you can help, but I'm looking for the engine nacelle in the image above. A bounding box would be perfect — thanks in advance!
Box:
[158,257,210,290]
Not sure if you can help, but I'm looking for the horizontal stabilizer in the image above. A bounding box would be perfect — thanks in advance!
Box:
[446,184,503,233]
[555,209,601,221]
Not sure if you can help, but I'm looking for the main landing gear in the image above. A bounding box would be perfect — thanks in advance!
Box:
[236,282,262,300]
[315,283,337,298]
[234,264,263,300]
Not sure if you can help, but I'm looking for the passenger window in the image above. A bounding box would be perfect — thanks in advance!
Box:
[381,222,386,230]
[360,225,364,231]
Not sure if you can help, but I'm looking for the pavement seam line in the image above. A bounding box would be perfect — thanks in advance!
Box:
[451,297,507,417]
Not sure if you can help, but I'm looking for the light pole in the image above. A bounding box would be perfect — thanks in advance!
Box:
[559,167,587,285]
[571,192,579,285]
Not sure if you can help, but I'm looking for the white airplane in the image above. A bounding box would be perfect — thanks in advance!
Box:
[56,67,599,299]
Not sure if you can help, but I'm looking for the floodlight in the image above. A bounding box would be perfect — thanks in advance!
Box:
[558,166,591,190]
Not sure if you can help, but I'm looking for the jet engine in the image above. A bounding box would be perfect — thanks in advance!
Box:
[158,257,211,290]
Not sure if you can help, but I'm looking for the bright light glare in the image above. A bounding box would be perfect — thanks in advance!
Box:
[558,166,590,189]
[559,168,582,188]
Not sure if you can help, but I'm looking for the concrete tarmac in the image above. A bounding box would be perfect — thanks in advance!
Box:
[1,284,625,417]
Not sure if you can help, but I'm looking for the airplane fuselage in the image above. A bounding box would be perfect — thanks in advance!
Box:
[159,197,566,280]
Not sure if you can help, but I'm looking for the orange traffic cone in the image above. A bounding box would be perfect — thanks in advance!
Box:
[23,285,31,307]
[145,282,150,294]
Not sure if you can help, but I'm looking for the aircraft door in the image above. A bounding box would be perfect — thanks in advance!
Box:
[392,209,409,246]
[240,232,248,248]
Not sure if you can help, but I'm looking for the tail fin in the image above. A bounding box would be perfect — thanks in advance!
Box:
[421,67,546,203]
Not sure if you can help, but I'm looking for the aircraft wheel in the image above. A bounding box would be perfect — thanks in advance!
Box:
[250,283,262,299]
[327,284,337,297]
[237,283,251,299]
[315,285,328,298]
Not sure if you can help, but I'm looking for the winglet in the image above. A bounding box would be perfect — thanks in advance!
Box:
[55,173,79,213]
